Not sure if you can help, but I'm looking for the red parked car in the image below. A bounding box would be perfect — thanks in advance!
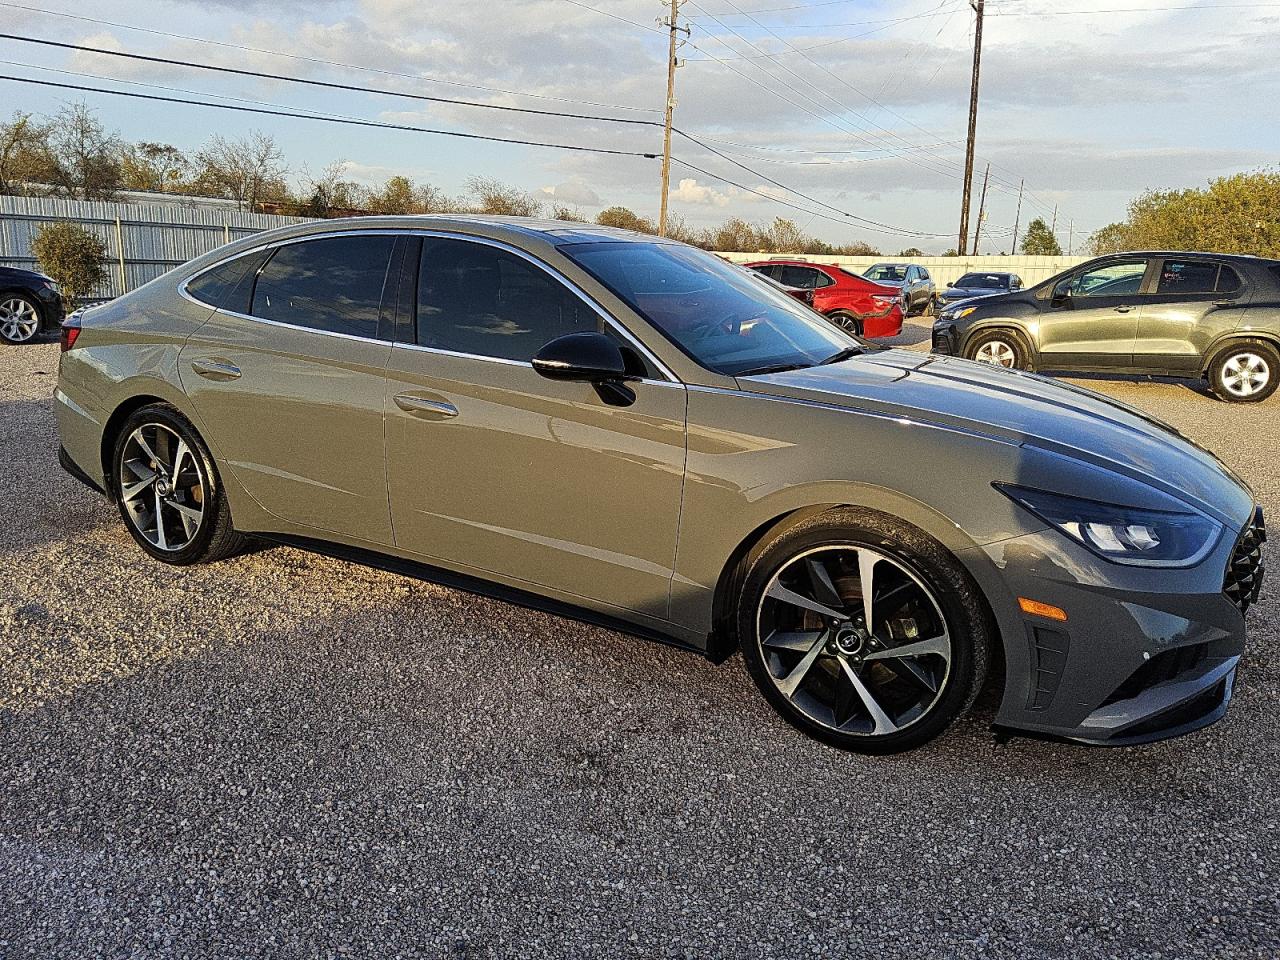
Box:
[745,259,903,338]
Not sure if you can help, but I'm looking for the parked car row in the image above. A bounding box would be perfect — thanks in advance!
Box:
[745,259,904,338]
[931,251,1280,403]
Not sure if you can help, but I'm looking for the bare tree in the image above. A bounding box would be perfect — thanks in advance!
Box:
[194,131,287,210]
[0,111,53,195]
[464,176,541,217]
[46,103,123,200]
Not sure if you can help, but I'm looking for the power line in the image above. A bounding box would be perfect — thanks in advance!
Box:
[0,34,660,128]
[0,1,662,114]
[0,74,661,157]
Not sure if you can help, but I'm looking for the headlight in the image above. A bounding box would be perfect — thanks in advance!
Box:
[995,484,1222,567]
[940,306,976,322]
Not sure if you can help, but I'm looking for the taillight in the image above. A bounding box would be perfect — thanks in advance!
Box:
[60,315,82,351]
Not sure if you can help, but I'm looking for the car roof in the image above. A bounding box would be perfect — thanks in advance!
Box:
[1095,250,1278,264]
[273,214,666,247]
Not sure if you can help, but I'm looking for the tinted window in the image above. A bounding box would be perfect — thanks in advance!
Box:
[919,268,930,281]
[1157,260,1219,294]
[865,265,907,282]
[780,265,820,289]
[749,264,780,281]
[1217,266,1242,294]
[1066,260,1147,298]
[955,273,1009,289]
[417,238,603,362]
[186,251,267,312]
[251,236,395,338]
[564,241,852,377]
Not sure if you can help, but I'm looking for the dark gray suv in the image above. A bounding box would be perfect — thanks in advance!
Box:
[931,252,1280,402]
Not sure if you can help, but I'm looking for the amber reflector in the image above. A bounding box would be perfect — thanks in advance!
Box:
[1018,597,1068,622]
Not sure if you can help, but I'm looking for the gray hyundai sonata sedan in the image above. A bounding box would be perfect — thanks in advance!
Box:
[55,217,1266,753]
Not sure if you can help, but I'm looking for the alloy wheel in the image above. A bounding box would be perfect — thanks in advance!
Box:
[1220,352,1270,398]
[974,340,1017,367]
[118,422,207,551]
[755,545,952,737]
[0,297,39,342]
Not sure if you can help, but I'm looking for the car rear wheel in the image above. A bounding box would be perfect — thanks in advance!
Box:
[112,404,247,564]
[966,329,1031,371]
[1209,340,1278,403]
[736,508,991,753]
[827,311,863,337]
[0,294,41,344]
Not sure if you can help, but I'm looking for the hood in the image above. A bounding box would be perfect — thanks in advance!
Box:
[0,266,50,282]
[941,285,1005,299]
[740,350,1254,528]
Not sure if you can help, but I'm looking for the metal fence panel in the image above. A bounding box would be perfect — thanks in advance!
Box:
[0,195,308,300]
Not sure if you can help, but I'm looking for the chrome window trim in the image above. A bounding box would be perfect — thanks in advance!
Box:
[390,340,683,389]
[177,226,680,384]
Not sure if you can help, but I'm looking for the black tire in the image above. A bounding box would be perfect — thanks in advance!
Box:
[111,403,247,564]
[0,292,43,344]
[1207,339,1278,404]
[964,328,1033,371]
[827,310,863,337]
[735,508,992,754]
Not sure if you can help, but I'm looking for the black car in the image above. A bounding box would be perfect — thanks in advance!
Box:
[931,251,1280,403]
[0,266,65,344]
[936,271,1023,308]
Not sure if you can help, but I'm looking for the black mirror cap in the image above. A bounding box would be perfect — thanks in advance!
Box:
[532,332,632,382]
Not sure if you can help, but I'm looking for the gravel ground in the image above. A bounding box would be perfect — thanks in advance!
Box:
[1,323,1277,960]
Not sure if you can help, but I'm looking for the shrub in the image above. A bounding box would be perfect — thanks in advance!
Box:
[31,222,108,309]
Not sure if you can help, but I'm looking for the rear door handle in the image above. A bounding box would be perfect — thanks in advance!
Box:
[1113,305,1134,313]
[394,394,458,420]
[190,358,241,381]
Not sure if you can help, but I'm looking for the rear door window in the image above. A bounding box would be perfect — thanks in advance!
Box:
[251,235,396,339]
[779,265,819,289]
[1156,260,1221,295]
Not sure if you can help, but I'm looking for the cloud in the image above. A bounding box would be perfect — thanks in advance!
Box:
[538,178,601,205]
[669,178,735,206]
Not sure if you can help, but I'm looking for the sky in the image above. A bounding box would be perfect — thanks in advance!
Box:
[2,0,1278,253]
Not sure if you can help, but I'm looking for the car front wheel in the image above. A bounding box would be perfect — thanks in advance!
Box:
[736,508,991,753]
[965,329,1031,371]
[1209,340,1278,403]
[112,403,247,564]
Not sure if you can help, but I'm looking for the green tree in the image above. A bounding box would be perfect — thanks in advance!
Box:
[1090,170,1280,257]
[31,222,108,309]
[898,247,924,257]
[1020,217,1062,255]
[0,111,54,194]
[120,142,190,193]
[595,206,656,234]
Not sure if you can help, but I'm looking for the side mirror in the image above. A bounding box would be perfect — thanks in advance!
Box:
[1050,282,1072,306]
[533,332,631,381]
[532,332,637,406]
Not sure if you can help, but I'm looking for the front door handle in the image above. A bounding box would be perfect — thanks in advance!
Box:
[394,394,458,420]
[190,358,241,381]
[1113,305,1134,313]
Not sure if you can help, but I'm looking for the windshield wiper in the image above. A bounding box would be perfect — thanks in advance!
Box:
[819,346,863,365]
[735,362,811,377]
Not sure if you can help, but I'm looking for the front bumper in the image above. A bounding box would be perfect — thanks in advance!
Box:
[931,323,957,355]
[981,505,1265,746]
[34,286,65,331]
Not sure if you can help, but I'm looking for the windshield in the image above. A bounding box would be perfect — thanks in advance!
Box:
[864,264,907,282]
[562,241,856,377]
[955,273,1008,289]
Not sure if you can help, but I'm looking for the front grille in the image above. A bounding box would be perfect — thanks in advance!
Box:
[1223,506,1266,615]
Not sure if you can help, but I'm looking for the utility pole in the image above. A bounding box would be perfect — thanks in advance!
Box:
[972,162,990,254]
[658,0,688,237]
[956,0,984,255]
[1010,178,1024,254]
[1068,220,1074,255]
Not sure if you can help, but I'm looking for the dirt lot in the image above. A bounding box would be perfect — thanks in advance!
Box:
[1,324,1277,959]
